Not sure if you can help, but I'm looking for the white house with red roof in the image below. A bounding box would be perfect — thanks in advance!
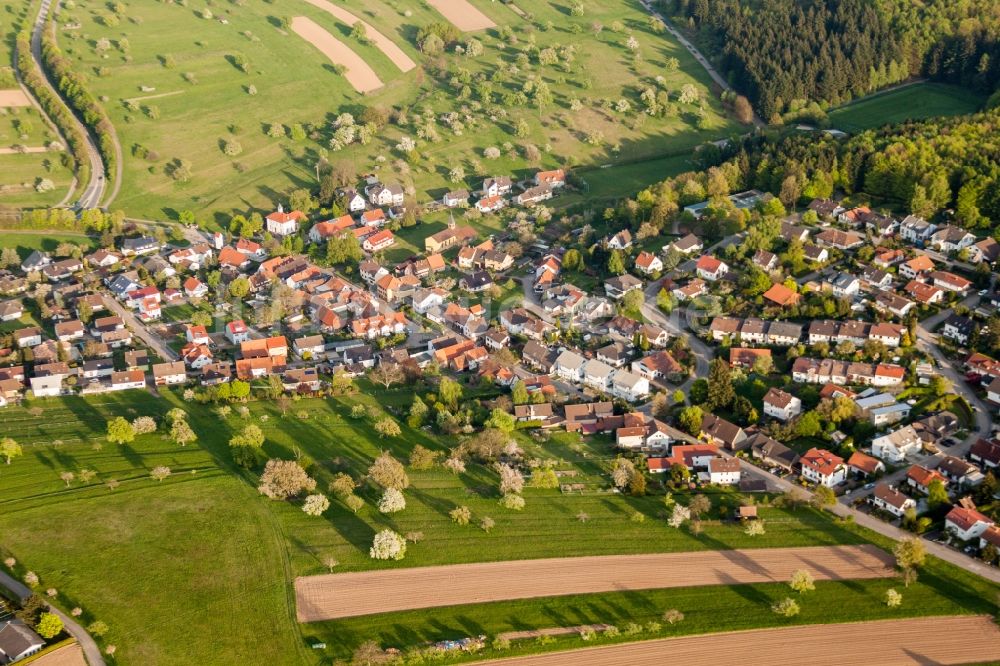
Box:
[266,205,305,236]
[945,504,994,541]
[225,319,250,344]
[535,169,566,188]
[185,324,212,346]
[183,276,208,299]
[696,255,728,281]
[309,215,355,243]
[635,251,662,275]
[362,229,395,253]
[800,447,846,487]
[360,208,387,227]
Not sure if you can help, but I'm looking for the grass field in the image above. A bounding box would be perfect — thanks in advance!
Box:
[0,387,860,663]
[0,230,93,257]
[54,0,737,222]
[827,82,985,133]
[0,388,997,663]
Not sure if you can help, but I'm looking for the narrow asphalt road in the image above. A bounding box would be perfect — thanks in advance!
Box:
[30,0,108,209]
[101,294,179,362]
[637,0,765,127]
[734,457,1000,584]
[0,570,106,666]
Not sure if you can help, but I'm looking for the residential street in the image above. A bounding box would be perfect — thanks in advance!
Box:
[733,458,1000,584]
[0,570,106,666]
[100,294,179,361]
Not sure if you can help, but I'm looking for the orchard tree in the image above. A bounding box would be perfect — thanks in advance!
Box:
[302,493,330,517]
[106,417,135,445]
[368,451,410,490]
[0,437,22,465]
[370,529,407,560]
[258,459,317,499]
[378,488,406,513]
[789,569,815,593]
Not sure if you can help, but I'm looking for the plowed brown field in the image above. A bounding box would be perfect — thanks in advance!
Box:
[295,545,893,621]
[290,17,383,93]
[426,0,495,31]
[469,616,1000,666]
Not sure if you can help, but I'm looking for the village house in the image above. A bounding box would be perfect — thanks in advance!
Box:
[0,619,46,662]
[899,215,936,244]
[762,283,800,307]
[672,278,707,302]
[635,251,662,275]
[309,216,355,243]
[631,350,684,383]
[535,169,566,188]
[762,387,801,421]
[969,237,1000,264]
[604,274,643,300]
[365,182,405,207]
[183,276,209,299]
[695,255,729,281]
[482,176,513,198]
[930,270,972,294]
[700,413,747,451]
[516,184,554,206]
[753,250,779,271]
[906,465,946,495]
[362,229,396,253]
[941,314,976,346]
[791,357,905,387]
[708,457,742,485]
[874,291,915,319]
[930,225,977,253]
[803,244,829,263]
[945,504,994,542]
[800,448,847,487]
[872,425,923,463]
[442,189,469,208]
[475,195,505,213]
[748,433,799,472]
[152,361,187,386]
[848,451,885,478]
[607,229,633,250]
[969,438,1000,469]
[425,225,477,253]
[904,279,944,305]
[120,235,159,256]
[870,484,916,517]
[666,233,703,255]
[54,320,85,343]
[815,229,864,250]
[610,369,650,402]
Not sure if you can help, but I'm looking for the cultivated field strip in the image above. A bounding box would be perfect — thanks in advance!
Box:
[301,0,417,71]
[467,616,1000,666]
[425,0,496,31]
[295,545,893,621]
[290,17,384,93]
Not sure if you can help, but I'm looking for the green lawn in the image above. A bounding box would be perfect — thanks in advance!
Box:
[53,0,738,222]
[0,231,94,258]
[827,82,986,133]
[0,388,994,664]
[0,150,76,208]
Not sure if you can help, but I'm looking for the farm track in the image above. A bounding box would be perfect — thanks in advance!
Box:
[468,616,1000,666]
[295,545,894,621]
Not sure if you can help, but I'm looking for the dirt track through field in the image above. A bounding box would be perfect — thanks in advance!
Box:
[0,90,32,107]
[295,545,893,621]
[290,17,383,93]
[470,616,1000,666]
[426,0,496,31]
[301,0,416,72]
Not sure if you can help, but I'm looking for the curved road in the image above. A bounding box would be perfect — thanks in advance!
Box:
[638,0,765,127]
[30,0,108,209]
[0,570,106,666]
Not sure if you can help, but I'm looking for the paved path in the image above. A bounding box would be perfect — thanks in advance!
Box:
[469,616,1000,666]
[295,545,892,621]
[637,0,764,127]
[0,570,105,666]
[100,294,178,361]
[29,0,108,209]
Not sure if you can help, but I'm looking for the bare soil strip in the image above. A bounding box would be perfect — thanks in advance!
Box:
[295,545,893,622]
[425,0,496,31]
[0,90,32,107]
[30,643,87,666]
[301,0,416,72]
[290,17,383,94]
[0,146,51,154]
[470,616,1000,666]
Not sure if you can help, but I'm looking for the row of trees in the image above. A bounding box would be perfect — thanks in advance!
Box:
[40,20,117,187]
